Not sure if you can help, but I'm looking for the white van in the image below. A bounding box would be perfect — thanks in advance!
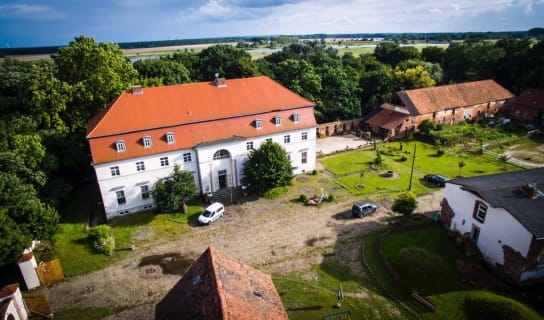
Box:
[198,202,225,225]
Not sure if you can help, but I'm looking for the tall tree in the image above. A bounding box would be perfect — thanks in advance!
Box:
[394,65,436,90]
[133,59,191,85]
[242,140,293,194]
[51,36,137,132]
[196,44,258,81]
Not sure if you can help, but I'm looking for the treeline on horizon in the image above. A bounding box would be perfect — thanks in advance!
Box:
[2,28,543,56]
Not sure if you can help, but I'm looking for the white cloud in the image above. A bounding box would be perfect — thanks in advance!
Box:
[12,4,50,14]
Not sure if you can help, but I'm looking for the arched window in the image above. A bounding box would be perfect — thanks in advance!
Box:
[213,149,230,160]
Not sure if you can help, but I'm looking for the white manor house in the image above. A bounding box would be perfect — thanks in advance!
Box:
[86,76,317,219]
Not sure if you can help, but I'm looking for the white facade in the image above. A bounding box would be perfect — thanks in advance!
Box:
[445,183,533,266]
[95,127,316,219]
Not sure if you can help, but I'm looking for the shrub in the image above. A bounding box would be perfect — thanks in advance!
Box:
[88,225,115,256]
[392,192,418,217]
[435,148,445,156]
[299,194,308,203]
[328,194,336,202]
[312,169,317,175]
[399,155,408,162]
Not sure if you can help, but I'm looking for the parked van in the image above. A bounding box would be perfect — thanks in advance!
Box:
[198,202,225,225]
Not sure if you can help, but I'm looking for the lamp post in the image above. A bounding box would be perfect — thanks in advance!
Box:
[408,144,417,191]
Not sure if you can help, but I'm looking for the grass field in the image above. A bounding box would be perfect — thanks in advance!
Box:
[53,184,203,275]
[320,140,521,198]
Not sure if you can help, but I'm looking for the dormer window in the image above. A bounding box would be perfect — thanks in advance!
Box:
[116,140,126,152]
[255,119,262,130]
[293,113,300,123]
[274,116,282,126]
[166,132,175,144]
[142,136,152,148]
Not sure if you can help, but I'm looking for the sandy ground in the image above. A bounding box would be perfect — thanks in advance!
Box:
[38,135,444,319]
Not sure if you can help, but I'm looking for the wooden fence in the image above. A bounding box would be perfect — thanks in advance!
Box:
[36,259,64,286]
[23,293,53,318]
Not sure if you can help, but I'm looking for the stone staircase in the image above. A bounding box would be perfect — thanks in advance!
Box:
[211,187,242,205]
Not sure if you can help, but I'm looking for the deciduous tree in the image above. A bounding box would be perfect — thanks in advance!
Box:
[152,165,196,213]
[242,140,293,194]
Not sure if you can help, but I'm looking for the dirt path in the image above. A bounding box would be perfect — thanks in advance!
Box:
[39,185,444,319]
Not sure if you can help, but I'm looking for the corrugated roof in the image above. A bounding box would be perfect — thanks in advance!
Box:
[448,168,544,238]
[365,108,410,130]
[87,76,314,138]
[155,246,289,320]
[509,88,544,109]
[397,80,514,115]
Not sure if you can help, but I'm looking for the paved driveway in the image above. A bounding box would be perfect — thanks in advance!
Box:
[316,134,372,155]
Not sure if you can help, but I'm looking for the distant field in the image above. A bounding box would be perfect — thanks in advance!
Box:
[2,41,451,62]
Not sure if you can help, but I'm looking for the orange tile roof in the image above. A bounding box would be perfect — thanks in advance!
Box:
[87,76,314,138]
[397,80,514,115]
[366,108,410,130]
[0,284,19,298]
[155,246,288,320]
[87,76,316,164]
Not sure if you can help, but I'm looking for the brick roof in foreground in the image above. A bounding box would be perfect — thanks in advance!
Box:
[397,80,514,115]
[155,246,288,320]
[448,168,544,238]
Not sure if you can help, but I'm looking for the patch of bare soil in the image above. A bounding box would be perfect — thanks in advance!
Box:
[40,188,444,319]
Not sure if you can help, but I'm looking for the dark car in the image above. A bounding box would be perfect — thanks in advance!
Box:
[351,202,378,218]
[423,174,449,187]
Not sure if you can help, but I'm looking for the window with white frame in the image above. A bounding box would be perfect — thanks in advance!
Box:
[166,132,175,144]
[116,140,126,152]
[142,136,152,148]
[284,135,290,143]
[274,116,282,126]
[140,185,150,200]
[213,149,230,160]
[116,190,126,205]
[255,119,262,129]
[246,141,253,150]
[301,151,307,164]
[136,161,145,172]
[301,132,308,140]
[293,113,300,123]
[160,157,169,167]
[473,201,487,223]
[110,166,120,176]
[183,152,192,162]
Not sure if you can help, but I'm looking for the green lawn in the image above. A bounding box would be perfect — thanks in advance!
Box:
[53,184,202,276]
[321,141,520,197]
[377,220,542,320]
[274,266,402,320]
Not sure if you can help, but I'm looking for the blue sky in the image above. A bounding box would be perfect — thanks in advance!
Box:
[1,0,543,48]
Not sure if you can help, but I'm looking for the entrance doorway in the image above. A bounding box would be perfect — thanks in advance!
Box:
[218,169,227,188]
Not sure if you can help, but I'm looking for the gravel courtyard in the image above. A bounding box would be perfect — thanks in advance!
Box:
[39,136,444,319]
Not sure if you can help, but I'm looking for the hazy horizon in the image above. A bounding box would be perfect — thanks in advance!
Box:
[1,0,543,48]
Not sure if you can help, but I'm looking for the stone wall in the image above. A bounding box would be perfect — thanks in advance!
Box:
[316,119,363,137]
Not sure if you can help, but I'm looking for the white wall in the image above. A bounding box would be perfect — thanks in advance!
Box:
[95,149,199,219]
[445,183,533,265]
[95,127,316,219]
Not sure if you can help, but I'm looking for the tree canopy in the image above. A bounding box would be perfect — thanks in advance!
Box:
[242,140,293,194]
[152,165,197,213]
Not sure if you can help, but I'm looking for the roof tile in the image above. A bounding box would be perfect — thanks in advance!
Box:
[397,80,514,115]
